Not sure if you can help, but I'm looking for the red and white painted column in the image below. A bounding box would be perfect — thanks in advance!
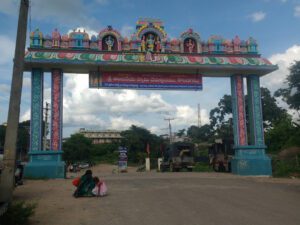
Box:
[51,69,63,151]
[230,75,247,146]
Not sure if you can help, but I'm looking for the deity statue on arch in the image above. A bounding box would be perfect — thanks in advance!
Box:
[105,35,115,51]
[146,34,155,52]
[155,36,161,53]
[186,38,195,53]
[141,35,146,52]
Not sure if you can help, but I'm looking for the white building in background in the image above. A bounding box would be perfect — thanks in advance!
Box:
[78,128,122,144]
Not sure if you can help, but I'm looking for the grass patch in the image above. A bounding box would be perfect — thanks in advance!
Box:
[0,201,36,225]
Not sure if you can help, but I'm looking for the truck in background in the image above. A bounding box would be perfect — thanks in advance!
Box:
[208,138,234,172]
[161,142,195,172]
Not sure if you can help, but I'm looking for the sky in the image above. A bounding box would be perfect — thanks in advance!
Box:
[0,0,300,138]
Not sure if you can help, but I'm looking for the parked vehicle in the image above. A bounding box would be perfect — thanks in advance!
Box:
[15,161,25,186]
[78,162,90,169]
[68,163,81,172]
[161,142,195,172]
[208,138,234,172]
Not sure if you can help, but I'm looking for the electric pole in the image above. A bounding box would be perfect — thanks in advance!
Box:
[164,118,175,144]
[0,0,29,203]
[43,102,50,150]
[198,103,201,128]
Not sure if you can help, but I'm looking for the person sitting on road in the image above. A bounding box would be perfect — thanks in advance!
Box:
[92,177,108,197]
[73,170,96,198]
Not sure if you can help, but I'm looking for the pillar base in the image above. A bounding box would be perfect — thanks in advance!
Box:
[24,151,66,179]
[231,146,272,176]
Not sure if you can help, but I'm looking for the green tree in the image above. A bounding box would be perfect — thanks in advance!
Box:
[275,61,300,115]
[265,116,296,153]
[187,124,213,142]
[0,121,30,159]
[91,142,119,163]
[209,94,232,130]
[121,125,163,163]
[176,129,186,137]
[188,87,287,144]
[261,87,287,129]
[62,133,93,163]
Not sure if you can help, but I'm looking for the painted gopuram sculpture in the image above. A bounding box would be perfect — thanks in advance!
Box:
[24,18,278,178]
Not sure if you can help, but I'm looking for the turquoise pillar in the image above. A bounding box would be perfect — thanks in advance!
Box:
[245,75,272,175]
[247,75,264,146]
[24,69,65,179]
[230,75,272,176]
[30,68,43,151]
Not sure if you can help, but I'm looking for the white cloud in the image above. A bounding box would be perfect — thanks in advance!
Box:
[174,106,209,127]
[149,126,160,134]
[68,27,98,37]
[294,5,300,17]
[249,11,266,22]
[60,74,172,129]
[20,109,30,121]
[109,116,143,130]
[262,45,300,92]
[0,35,15,65]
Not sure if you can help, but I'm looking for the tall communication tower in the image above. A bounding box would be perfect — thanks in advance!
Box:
[198,103,202,128]
[164,118,175,144]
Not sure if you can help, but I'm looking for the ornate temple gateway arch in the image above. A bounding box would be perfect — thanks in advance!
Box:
[24,19,277,178]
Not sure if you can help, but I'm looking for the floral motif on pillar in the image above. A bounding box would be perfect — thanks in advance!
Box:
[231,75,247,146]
[51,69,63,151]
[247,75,264,146]
[236,76,247,145]
[30,69,44,151]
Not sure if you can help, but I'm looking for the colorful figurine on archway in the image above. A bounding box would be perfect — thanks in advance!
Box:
[24,18,277,178]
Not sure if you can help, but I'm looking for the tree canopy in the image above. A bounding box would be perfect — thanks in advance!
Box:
[121,125,163,163]
[275,60,300,114]
[63,133,93,163]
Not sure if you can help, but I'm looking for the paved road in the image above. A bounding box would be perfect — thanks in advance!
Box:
[13,165,300,225]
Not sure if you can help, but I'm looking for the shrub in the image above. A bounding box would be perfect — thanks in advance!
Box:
[0,201,36,225]
[193,162,213,172]
[272,159,300,177]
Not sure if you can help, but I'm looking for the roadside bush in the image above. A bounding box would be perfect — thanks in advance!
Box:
[272,159,300,177]
[193,162,213,172]
[0,201,36,225]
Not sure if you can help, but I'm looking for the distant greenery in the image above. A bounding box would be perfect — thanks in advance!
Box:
[193,162,213,172]
[273,159,300,177]
[0,120,33,159]
[120,125,164,164]
[0,201,36,225]
[62,127,165,165]
[91,143,119,164]
[63,133,93,164]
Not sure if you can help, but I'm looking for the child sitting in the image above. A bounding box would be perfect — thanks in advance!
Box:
[92,177,107,197]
